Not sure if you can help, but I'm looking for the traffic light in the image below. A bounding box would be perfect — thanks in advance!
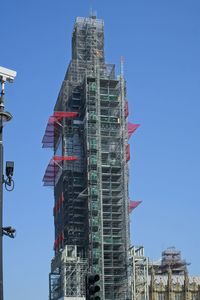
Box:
[86,274,100,300]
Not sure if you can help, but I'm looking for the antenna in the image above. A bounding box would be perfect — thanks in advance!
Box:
[120,56,124,77]
[89,0,93,16]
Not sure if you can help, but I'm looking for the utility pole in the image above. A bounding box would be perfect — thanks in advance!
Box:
[0,66,17,300]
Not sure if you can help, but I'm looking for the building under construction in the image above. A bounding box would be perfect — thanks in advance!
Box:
[152,247,190,275]
[149,248,200,300]
[42,15,139,300]
[129,246,200,300]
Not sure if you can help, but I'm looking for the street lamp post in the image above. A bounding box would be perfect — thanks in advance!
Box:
[0,66,17,300]
[0,90,4,300]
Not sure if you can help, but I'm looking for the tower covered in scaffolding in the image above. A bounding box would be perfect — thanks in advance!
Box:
[43,15,138,300]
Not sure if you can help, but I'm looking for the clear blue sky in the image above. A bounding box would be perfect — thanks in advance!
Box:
[1,0,200,299]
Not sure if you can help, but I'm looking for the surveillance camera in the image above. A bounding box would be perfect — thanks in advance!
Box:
[6,161,14,177]
[0,66,17,83]
[2,226,16,238]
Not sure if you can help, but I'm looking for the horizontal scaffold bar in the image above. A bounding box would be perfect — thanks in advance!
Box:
[54,111,78,118]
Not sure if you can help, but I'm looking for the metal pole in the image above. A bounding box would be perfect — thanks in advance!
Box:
[0,69,16,300]
[0,90,4,300]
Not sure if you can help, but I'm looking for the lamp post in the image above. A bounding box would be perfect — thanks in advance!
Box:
[0,66,16,300]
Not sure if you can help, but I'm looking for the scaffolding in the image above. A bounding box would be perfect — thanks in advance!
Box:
[129,246,149,300]
[43,16,140,300]
[151,247,190,275]
[49,245,87,300]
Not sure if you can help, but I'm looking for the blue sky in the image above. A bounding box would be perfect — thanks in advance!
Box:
[1,0,200,299]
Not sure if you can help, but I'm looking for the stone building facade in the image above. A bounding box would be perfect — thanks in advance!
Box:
[149,268,200,300]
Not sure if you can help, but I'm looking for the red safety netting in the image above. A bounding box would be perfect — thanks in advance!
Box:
[54,111,78,118]
[53,192,64,216]
[124,101,129,118]
[125,101,129,118]
[42,116,60,148]
[43,156,78,186]
[126,144,130,162]
[128,122,140,139]
[42,111,78,148]
[129,200,142,213]
[54,231,64,251]
[53,155,78,161]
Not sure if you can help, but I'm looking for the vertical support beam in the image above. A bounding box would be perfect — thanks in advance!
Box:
[96,58,105,300]
[120,65,130,299]
[49,273,52,300]
[131,246,149,300]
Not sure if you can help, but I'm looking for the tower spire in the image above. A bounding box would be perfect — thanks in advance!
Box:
[89,0,97,18]
[120,56,125,77]
[46,15,132,300]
